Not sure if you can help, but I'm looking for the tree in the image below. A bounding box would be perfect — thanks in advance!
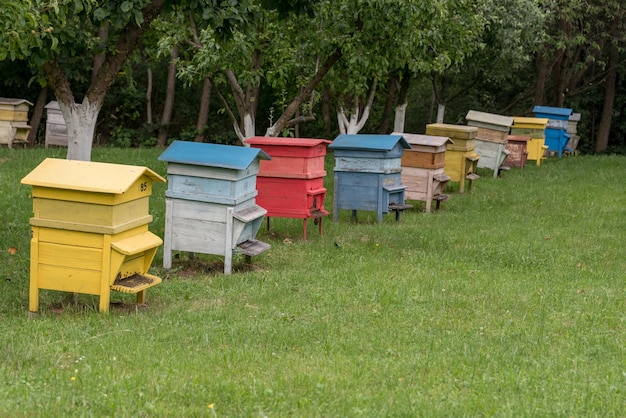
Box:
[2,1,250,160]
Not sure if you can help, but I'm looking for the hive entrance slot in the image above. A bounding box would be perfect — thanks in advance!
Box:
[111,273,162,294]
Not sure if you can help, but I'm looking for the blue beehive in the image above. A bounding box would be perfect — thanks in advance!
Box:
[533,106,573,157]
[329,134,413,222]
[158,141,271,274]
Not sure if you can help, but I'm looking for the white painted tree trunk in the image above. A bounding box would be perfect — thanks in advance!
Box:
[337,97,373,135]
[243,113,255,142]
[393,101,408,133]
[436,103,446,123]
[59,99,100,161]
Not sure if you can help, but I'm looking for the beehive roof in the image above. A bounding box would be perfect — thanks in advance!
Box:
[20,158,165,193]
[391,132,453,147]
[245,136,331,147]
[329,134,410,151]
[465,110,514,128]
[0,97,33,106]
[532,106,573,118]
[158,140,270,170]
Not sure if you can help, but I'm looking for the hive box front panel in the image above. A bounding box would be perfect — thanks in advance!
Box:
[444,150,479,183]
[246,137,330,179]
[165,162,259,205]
[401,149,446,169]
[255,177,328,218]
[401,167,448,201]
[333,154,402,174]
[474,140,509,174]
[334,172,404,213]
[32,225,160,295]
[503,136,529,168]
[0,99,31,122]
[166,198,265,257]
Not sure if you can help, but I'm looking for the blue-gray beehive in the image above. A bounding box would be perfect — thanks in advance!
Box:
[158,140,271,274]
[533,106,573,157]
[329,134,412,222]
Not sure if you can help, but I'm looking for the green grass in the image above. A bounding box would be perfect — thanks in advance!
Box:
[1,146,624,417]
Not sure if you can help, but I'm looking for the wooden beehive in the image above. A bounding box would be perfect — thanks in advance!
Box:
[0,98,32,148]
[465,110,514,177]
[158,140,271,274]
[502,135,530,168]
[511,117,549,166]
[566,113,581,154]
[44,101,69,148]
[394,132,451,212]
[245,136,331,240]
[329,134,412,222]
[424,124,480,193]
[533,106,573,157]
[21,158,166,314]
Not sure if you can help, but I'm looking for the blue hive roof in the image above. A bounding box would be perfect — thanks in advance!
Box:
[158,140,270,170]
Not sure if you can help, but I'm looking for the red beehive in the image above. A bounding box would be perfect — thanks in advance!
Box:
[245,136,331,239]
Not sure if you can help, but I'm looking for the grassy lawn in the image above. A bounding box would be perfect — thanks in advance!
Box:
[0,146,624,417]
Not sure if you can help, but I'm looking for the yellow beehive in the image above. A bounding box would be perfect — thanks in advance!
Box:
[0,98,32,148]
[511,117,548,166]
[21,158,166,313]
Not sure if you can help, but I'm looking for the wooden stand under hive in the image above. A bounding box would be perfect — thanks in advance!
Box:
[21,159,165,314]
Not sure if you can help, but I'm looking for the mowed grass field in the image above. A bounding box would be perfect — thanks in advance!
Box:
[1,146,624,417]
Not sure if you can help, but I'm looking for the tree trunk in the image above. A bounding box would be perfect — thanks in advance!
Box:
[42,0,166,161]
[392,70,411,133]
[27,86,49,147]
[534,47,548,106]
[436,103,445,123]
[91,22,110,85]
[158,46,179,147]
[146,66,153,125]
[265,49,342,137]
[194,77,212,142]
[59,100,100,161]
[336,80,378,135]
[377,73,399,133]
[322,88,332,137]
[595,24,619,153]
